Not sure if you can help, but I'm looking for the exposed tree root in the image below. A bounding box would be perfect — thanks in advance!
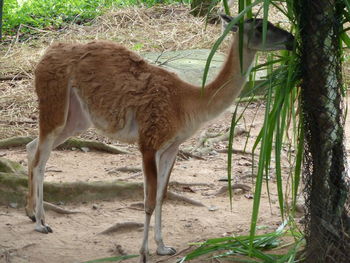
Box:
[167,191,205,207]
[43,201,82,215]
[57,138,130,154]
[213,184,251,196]
[1,159,207,208]
[0,172,144,206]
[189,126,248,155]
[0,136,130,154]
[106,166,142,174]
[177,150,206,160]
[0,136,33,149]
[0,158,26,175]
[1,172,206,208]
[99,222,144,235]
[169,181,212,188]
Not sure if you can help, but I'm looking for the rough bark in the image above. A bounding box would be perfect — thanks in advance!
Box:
[296,0,350,261]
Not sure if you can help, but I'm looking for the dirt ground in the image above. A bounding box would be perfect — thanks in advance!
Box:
[0,102,297,263]
[1,3,349,263]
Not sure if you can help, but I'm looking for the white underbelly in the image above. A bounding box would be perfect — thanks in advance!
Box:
[91,109,139,144]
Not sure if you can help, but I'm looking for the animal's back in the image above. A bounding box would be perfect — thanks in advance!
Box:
[35,40,186,149]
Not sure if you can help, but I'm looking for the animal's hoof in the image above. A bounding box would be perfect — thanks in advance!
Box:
[156,246,176,255]
[139,254,148,263]
[35,224,53,234]
[25,207,36,222]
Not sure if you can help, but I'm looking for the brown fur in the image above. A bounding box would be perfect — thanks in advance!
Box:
[34,39,246,150]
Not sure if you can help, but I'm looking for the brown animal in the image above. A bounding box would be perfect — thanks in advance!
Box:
[25,15,294,263]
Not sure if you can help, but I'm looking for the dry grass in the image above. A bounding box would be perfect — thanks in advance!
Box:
[0,4,224,141]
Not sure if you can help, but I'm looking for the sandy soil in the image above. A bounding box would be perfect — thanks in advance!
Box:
[0,104,292,263]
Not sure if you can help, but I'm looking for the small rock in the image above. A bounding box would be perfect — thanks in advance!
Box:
[244,194,253,199]
[208,205,218,211]
[92,204,99,210]
[9,203,18,208]
[209,150,218,156]
[81,147,90,153]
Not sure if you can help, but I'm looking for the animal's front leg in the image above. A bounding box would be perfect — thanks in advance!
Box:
[154,143,179,255]
[139,149,157,263]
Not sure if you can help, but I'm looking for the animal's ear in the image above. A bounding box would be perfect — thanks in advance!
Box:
[219,14,238,32]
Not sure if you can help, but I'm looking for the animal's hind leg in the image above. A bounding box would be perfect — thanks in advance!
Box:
[26,88,91,229]
[154,143,179,256]
[26,138,39,221]
[31,134,56,233]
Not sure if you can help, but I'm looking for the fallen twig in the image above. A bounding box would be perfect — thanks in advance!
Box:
[99,222,144,235]
[0,119,36,125]
[0,74,29,81]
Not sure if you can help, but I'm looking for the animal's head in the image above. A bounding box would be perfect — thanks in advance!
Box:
[220,14,294,51]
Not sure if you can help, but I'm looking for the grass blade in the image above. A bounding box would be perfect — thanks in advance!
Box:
[201,0,264,91]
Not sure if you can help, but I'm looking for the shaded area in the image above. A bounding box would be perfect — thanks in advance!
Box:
[0,171,144,207]
[296,0,350,261]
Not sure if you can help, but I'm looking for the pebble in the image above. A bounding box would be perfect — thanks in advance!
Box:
[208,205,218,211]
[81,147,90,153]
[9,203,18,208]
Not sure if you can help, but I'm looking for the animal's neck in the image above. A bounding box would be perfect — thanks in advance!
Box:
[197,35,257,121]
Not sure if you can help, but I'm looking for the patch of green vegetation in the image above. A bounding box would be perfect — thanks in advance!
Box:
[2,0,190,37]
[3,0,119,36]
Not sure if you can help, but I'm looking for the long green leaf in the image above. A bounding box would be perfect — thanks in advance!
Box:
[222,0,231,15]
[201,0,264,91]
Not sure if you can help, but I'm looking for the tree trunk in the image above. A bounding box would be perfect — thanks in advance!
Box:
[296,0,350,262]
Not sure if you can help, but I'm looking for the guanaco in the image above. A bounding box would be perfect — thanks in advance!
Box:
[25,14,294,262]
